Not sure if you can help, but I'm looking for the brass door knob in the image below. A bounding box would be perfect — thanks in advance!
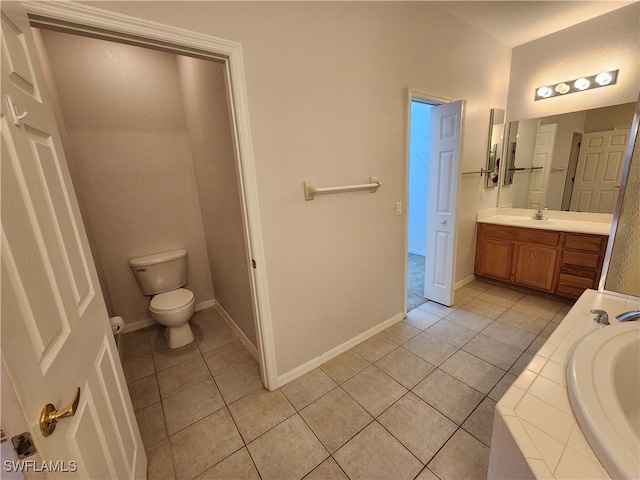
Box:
[39,387,80,437]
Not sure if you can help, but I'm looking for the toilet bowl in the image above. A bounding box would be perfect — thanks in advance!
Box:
[150,288,195,349]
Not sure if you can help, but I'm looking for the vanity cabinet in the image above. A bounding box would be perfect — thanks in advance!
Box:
[474,223,607,299]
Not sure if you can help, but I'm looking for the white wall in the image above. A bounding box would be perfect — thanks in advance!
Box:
[176,56,257,347]
[37,30,216,326]
[87,1,511,376]
[507,3,640,122]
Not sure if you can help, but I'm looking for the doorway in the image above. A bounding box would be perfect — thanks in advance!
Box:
[21,1,277,390]
[407,99,435,312]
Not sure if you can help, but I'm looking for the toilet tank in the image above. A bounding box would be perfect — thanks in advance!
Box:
[130,249,188,295]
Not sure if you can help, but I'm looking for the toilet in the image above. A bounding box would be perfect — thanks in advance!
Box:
[130,249,196,349]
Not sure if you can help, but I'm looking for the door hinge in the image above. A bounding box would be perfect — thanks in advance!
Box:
[251,259,256,269]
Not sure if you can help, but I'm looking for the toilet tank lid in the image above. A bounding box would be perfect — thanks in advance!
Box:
[130,249,187,268]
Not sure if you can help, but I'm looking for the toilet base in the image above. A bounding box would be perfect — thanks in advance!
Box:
[164,323,195,349]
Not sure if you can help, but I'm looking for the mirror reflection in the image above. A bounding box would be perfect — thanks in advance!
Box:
[497,102,636,213]
[486,108,504,189]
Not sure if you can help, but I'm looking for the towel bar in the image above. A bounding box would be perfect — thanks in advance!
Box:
[304,177,381,201]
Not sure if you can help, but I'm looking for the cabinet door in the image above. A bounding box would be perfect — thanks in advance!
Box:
[476,238,514,281]
[514,244,558,291]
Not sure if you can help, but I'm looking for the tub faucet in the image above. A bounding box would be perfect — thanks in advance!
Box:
[591,309,610,325]
[533,208,548,220]
[616,310,640,322]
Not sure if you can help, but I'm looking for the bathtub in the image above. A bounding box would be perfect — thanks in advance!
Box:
[567,321,640,479]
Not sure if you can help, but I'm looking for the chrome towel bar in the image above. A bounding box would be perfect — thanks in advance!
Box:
[304,176,381,201]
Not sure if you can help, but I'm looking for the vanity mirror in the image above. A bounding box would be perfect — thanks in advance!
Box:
[486,108,505,188]
[497,102,636,213]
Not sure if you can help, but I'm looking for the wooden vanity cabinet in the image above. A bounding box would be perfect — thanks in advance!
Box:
[474,223,607,300]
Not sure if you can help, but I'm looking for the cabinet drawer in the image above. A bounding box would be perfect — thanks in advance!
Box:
[561,251,600,269]
[558,273,595,290]
[481,224,560,246]
[564,233,606,252]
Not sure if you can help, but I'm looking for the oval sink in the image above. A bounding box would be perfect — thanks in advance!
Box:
[567,321,640,479]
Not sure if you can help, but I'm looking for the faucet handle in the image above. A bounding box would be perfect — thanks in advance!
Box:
[590,309,610,325]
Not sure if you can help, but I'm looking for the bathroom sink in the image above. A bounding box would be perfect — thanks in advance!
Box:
[567,321,640,479]
[509,218,556,227]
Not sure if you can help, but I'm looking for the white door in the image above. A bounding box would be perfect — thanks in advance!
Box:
[527,123,557,209]
[424,100,464,306]
[1,3,146,478]
[570,129,630,213]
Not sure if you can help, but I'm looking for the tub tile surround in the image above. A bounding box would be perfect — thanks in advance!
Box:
[489,289,640,480]
[477,208,613,235]
[123,282,574,479]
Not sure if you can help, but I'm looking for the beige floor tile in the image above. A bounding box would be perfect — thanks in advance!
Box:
[462,397,496,447]
[488,372,517,402]
[462,334,522,371]
[418,301,457,318]
[281,368,337,410]
[320,350,370,384]
[123,350,155,384]
[353,334,398,362]
[303,457,348,480]
[247,414,329,480]
[163,379,225,435]
[482,321,537,350]
[214,360,263,404]
[463,298,508,320]
[123,330,152,362]
[540,321,559,338]
[128,374,160,412]
[300,387,372,453]
[375,347,435,389]
[403,332,458,366]
[228,389,296,443]
[380,321,422,345]
[526,335,548,355]
[440,350,504,395]
[509,352,534,376]
[415,466,440,480]
[333,422,423,480]
[511,295,565,320]
[156,355,211,398]
[478,286,525,308]
[378,392,457,463]
[196,324,238,354]
[428,429,490,480]
[405,308,441,330]
[146,438,175,480]
[342,366,407,417]
[425,319,476,347]
[170,409,244,480]
[444,308,494,332]
[202,340,255,375]
[412,370,483,425]
[194,448,260,480]
[136,401,167,448]
[190,308,227,332]
[153,341,201,372]
[498,309,549,335]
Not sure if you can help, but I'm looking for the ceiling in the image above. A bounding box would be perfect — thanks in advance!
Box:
[435,1,636,47]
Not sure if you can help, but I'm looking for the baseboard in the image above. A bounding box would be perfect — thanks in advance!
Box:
[455,274,476,289]
[121,298,218,334]
[276,312,405,388]
[408,248,425,256]
[215,303,260,361]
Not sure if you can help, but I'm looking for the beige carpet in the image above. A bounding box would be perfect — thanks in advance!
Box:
[407,253,428,311]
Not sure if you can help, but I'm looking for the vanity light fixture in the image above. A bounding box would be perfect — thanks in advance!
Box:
[534,69,619,100]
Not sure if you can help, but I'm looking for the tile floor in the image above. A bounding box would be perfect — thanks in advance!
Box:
[122,280,572,480]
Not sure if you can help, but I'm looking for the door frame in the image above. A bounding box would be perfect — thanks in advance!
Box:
[22,1,278,390]
[403,88,451,315]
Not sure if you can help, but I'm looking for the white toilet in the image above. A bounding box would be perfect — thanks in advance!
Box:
[130,249,196,349]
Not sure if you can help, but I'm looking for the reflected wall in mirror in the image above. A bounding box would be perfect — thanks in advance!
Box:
[603,102,639,297]
[497,102,636,213]
[486,108,504,189]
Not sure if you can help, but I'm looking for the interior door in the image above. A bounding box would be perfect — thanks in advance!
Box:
[1,3,146,478]
[423,100,464,306]
[527,123,557,209]
[570,129,630,213]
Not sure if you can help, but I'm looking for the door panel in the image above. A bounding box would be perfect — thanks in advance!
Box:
[1,2,145,477]
[527,123,556,209]
[424,100,464,306]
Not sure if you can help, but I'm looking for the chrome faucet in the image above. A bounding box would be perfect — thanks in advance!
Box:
[591,309,610,325]
[533,208,548,220]
[616,310,640,322]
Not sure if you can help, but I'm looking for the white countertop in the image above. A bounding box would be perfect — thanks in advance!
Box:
[490,289,640,479]
[477,208,612,236]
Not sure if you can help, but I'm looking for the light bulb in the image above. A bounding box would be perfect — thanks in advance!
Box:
[574,78,590,90]
[595,72,612,86]
[555,83,570,94]
[537,86,553,98]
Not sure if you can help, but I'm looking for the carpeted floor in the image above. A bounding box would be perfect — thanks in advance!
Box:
[407,253,428,311]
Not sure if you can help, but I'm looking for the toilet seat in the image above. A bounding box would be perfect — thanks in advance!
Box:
[150,288,194,313]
